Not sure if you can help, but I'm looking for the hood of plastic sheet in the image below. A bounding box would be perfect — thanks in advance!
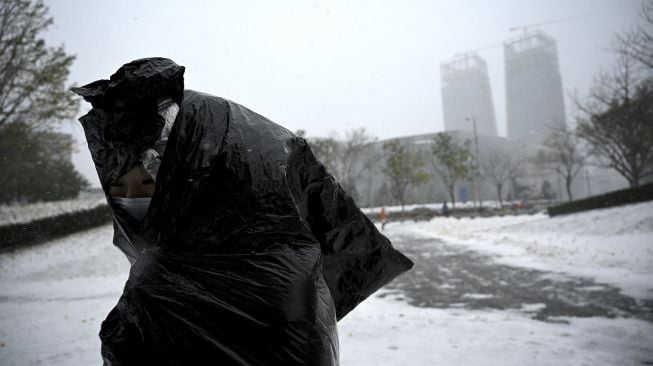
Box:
[73,57,413,365]
[71,57,185,188]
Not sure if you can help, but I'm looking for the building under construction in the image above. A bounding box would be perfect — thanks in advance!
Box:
[504,30,566,144]
[440,53,498,136]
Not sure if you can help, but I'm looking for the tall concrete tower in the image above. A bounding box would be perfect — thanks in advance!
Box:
[504,30,566,144]
[441,53,498,136]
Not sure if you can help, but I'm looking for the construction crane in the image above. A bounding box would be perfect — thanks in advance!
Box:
[446,14,589,61]
[509,14,589,34]
[452,43,504,58]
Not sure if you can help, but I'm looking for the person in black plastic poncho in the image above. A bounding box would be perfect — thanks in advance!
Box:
[72,57,413,366]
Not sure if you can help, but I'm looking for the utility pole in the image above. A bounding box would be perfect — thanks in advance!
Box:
[466,117,483,213]
[467,155,477,211]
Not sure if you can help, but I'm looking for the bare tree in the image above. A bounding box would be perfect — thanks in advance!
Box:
[382,139,429,211]
[574,54,653,187]
[334,128,377,198]
[0,0,78,129]
[430,133,472,208]
[614,0,653,69]
[480,148,523,206]
[306,128,378,201]
[307,136,341,177]
[534,122,585,201]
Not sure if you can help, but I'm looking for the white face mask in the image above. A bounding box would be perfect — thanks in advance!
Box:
[112,197,152,222]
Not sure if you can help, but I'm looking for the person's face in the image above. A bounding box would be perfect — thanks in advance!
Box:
[110,164,155,198]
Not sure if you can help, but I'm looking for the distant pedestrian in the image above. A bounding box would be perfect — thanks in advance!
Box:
[380,206,388,230]
[441,201,450,217]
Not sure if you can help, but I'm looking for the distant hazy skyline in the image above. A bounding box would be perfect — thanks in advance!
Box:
[43,0,641,186]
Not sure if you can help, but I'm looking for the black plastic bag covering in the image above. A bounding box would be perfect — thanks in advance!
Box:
[72,57,414,366]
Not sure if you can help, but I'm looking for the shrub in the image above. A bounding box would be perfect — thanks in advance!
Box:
[0,204,112,251]
[547,183,653,217]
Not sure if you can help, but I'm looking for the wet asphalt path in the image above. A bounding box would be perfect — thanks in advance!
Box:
[383,230,653,323]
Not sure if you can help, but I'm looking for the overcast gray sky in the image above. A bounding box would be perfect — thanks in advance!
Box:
[44,0,641,186]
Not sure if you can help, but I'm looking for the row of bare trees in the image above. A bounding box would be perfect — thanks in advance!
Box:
[303,124,549,210]
[382,134,524,210]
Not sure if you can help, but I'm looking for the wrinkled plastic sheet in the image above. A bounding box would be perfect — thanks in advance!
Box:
[73,58,413,365]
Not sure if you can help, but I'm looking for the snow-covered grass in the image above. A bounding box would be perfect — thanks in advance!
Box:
[404,201,653,300]
[1,202,652,365]
[0,197,107,226]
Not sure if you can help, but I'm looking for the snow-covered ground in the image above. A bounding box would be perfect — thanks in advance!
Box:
[339,291,652,366]
[0,197,107,226]
[0,226,127,365]
[1,202,652,365]
[405,201,653,300]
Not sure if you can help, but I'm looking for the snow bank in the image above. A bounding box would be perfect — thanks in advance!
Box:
[0,197,107,226]
[408,201,653,299]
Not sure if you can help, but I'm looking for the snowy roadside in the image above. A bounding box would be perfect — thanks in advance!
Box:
[402,201,653,300]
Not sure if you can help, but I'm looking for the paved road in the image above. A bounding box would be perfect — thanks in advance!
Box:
[384,230,653,323]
